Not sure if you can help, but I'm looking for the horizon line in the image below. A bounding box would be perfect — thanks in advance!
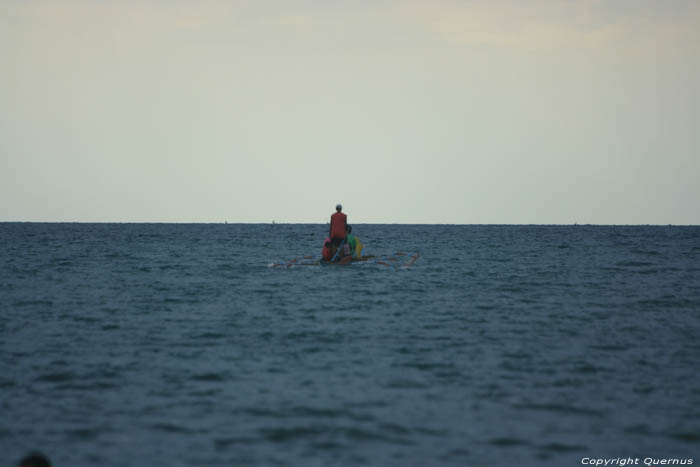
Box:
[1,221,698,227]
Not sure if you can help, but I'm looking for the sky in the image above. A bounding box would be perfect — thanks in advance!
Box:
[1,0,699,224]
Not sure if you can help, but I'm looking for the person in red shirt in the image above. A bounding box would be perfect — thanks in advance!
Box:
[329,204,347,248]
[321,237,333,262]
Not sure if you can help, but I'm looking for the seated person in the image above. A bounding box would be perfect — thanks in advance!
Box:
[322,237,333,262]
[346,225,363,258]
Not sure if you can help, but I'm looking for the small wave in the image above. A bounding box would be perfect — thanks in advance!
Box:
[572,361,608,374]
[538,442,587,452]
[402,360,456,372]
[385,378,429,389]
[67,425,110,440]
[616,261,655,267]
[636,269,661,275]
[310,440,346,450]
[194,332,226,339]
[190,372,226,382]
[0,378,16,389]
[152,422,198,434]
[666,431,700,443]
[633,385,655,394]
[378,422,411,435]
[259,426,324,442]
[346,426,412,444]
[624,423,651,434]
[55,381,118,391]
[502,351,533,359]
[214,436,258,449]
[284,331,344,344]
[439,448,470,461]
[258,424,403,444]
[512,402,605,417]
[36,371,76,383]
[637,297,699,308]
[589,344,629,352]
[488,437,530,446]
[499,360,533,373]
[105,251,129,259]
[630,248,663,256]
[416,426,448,436]
[552,377,584,388]
[13,299,53,307]
[188,389,221,397]
[72,315,98,324]
[241,406,372,423]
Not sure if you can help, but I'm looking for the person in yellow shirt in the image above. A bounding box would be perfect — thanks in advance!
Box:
[346,225,363,258]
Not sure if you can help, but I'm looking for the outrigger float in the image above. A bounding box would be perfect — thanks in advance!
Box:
[270,252,420,269]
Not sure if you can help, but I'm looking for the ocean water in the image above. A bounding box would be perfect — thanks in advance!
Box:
[1,223,699,467]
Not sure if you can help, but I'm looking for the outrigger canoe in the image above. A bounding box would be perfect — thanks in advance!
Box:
[270,252,419,269]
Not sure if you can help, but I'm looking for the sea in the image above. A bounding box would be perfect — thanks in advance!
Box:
[1,223,699,467]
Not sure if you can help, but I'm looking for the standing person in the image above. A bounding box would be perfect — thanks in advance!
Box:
[329,204,347,248]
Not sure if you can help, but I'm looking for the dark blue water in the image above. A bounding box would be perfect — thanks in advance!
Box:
[1,223,699,466]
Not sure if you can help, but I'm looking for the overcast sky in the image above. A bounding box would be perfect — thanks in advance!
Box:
[2,0,699,223]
